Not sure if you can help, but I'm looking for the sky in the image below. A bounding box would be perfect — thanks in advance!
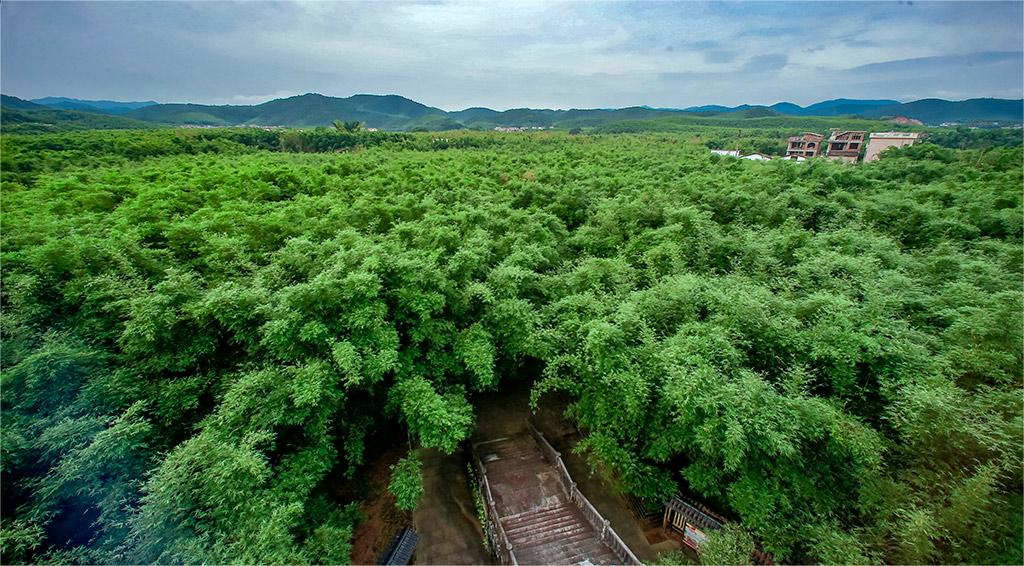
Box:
[2,1,1022,110]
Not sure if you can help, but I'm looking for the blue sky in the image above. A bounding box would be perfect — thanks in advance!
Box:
[2,1,1021,110]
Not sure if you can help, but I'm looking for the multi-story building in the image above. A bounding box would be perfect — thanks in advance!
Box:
[786,132,824,158]
[825,130,867,163]
[864,132,921,162]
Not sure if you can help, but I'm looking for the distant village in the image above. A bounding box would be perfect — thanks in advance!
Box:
[712,129,922,163]
[493,126,553,132]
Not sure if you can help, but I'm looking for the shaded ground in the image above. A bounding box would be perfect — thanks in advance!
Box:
[413,446,492,565]
[341,444,413,565]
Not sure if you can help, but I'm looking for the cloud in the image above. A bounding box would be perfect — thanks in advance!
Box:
[704,50,738,64]
[684,40,722,50]
[1,1,1021,109]
[847,51,1022,75]
[743,54,788,72]
[210,91,301,105]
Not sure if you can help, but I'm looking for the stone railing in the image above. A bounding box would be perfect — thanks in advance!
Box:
[470,448,519,566]
[666,496,725,532]
[526,420,642,566]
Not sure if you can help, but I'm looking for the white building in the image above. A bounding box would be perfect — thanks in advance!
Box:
[864,132,921,162]
[740,152,772,161]
[710,149,740,157]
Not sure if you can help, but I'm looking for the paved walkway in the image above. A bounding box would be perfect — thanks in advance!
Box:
[412,446,492,565]
[411,384,679,565]
[528,390,682,563]
[474,433,618,565]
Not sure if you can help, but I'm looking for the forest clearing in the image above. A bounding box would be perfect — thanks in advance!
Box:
[1,127,1021,565]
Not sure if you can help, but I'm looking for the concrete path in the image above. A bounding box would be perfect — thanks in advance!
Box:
[475,433,618,565]
[410,384,679,565]
[521,388,682,563]
[412,447,492,565]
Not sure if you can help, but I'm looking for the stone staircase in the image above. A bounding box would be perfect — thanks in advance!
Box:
[475,434,618,565]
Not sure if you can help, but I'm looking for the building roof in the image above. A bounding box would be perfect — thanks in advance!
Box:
[869,132,921,139]
[787,132,823,142]
[829,130,867,140]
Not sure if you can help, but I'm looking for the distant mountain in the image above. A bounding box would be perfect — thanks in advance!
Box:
[448,107,503,122]
[124,95,694,130]
[687,99,899,117]
[733,106,780,118]
[127,93,447,129]
[1,95,45,110]
[685,97,1021,124]
[5,91,1022,132]
[684,104,750,113]
[31,97,158,114]
[864,98,1023,124]
[2,96,157,133]
[797,99,900,116]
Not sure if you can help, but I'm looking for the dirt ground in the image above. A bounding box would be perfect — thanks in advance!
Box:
[342,444,414,565]
[412,447,492,565]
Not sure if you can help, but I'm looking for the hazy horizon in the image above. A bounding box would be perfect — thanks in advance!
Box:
[2,1,1022,111]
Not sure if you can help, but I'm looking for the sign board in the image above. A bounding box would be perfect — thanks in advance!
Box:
[683,523,707,551]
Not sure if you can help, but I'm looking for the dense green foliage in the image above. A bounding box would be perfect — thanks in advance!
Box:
[2,128,1021,564]
[389,454,424,511]
[1,107,157,134]
[1,95,158,133]
[698,526,755,566]
[925,126,1024,150]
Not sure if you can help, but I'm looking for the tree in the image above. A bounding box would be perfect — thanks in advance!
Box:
[389,453,424,511]
[699,525,755,566]
[333,120,363,132]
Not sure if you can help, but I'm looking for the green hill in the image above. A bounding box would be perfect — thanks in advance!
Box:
[126,93,446,130]
[8,91,1023,132]
[1,95,46,110]
[2,96,158,133]
[31,97,158,114]
[865,97,1024,124]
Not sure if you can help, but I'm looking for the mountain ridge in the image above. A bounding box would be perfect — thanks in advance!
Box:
[1,95,157,133]
[31,97,158,115]
[4,92,1022,130]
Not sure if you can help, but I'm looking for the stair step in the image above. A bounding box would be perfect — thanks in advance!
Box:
[540,529,598,548]
[515,523,589,548]
[503,506,574,529]
[501,504,570,526]
[508,518,582,542]
[505,513,578,537]
[512,524,595,553]
[558,542,617,565]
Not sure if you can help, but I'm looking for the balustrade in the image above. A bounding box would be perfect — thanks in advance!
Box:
[526,421,642,566]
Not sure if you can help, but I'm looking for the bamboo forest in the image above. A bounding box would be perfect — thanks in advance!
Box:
[1,127,1021,565]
